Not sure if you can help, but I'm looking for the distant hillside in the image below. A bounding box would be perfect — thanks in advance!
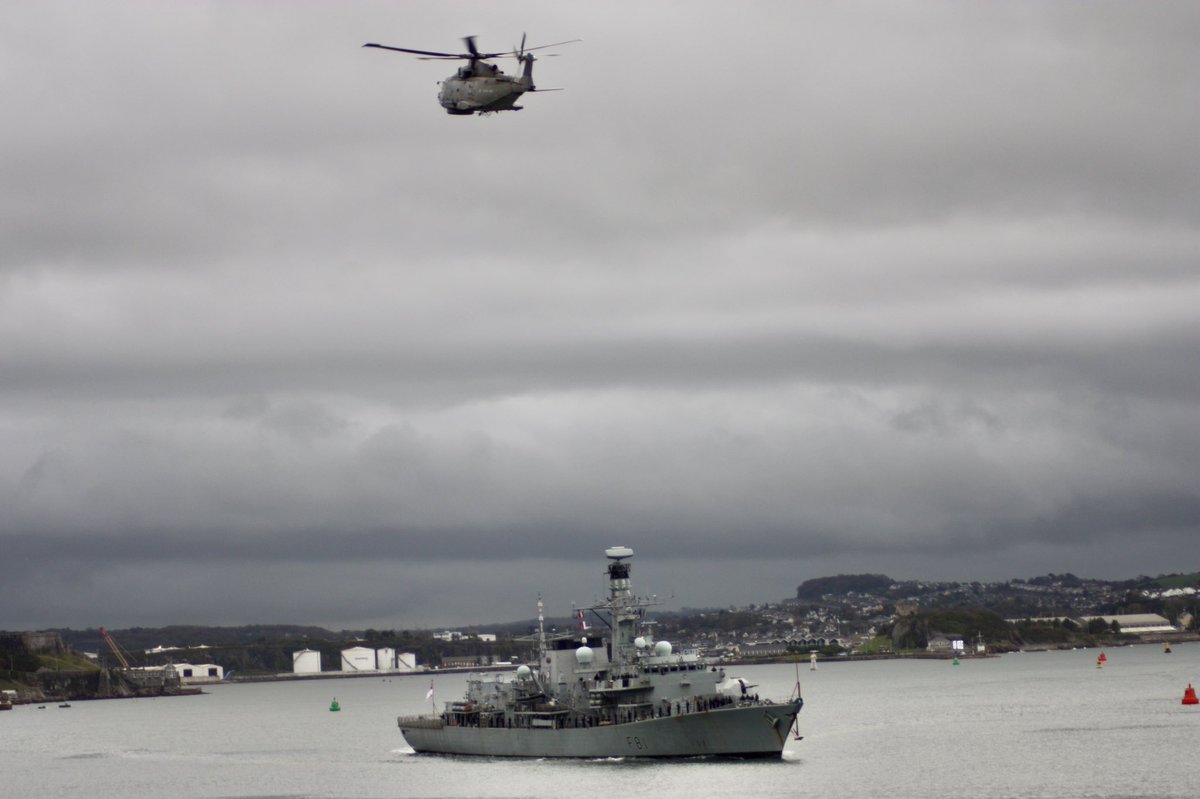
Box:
[796,574,893,601]
[56,624,338,657]
[1153,573,1200,590]
[44,624,530,675]
[884,608,1019,650]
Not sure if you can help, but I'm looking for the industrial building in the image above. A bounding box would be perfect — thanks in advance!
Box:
[1081,613,1177,634]
[292,648,322,674]
[340,646,376,671]
[167,662,224,684]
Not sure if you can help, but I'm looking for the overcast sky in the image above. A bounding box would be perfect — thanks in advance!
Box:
[2,2,1198,631]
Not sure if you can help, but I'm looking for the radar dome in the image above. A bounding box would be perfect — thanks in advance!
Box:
[654,640,673,657]
[516,665,532,681]
[575,644,594,666]
[634,636,647,649]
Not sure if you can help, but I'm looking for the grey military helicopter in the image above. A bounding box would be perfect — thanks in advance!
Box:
[363,35,578,115]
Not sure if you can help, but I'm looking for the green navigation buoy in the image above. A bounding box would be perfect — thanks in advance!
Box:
[330,698,341,712]
[952,657,960,666]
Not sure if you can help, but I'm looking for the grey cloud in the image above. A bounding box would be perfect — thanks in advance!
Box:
[2,2,1198,629]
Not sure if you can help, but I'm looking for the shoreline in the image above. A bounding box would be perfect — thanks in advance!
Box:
[723,632,1200,667]
[9,635,1195,700]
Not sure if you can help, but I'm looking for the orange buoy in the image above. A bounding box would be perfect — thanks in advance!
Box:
[1183,684,1199,705]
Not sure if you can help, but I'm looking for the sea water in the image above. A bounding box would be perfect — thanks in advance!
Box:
[2,642,1197,799]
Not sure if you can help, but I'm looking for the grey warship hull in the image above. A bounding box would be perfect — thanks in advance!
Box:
[399,547,805,760]
[400,699,802,759]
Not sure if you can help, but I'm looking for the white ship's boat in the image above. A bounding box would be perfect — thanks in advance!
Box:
[399,547,803,758]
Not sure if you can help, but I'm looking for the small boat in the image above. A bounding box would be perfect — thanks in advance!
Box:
[58,703,72,708]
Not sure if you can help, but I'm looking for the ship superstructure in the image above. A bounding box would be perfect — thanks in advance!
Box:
[398,547,803,758]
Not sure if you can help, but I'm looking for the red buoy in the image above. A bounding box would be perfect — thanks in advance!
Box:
[1098,651,1107,663]
[1183,684,1199,705]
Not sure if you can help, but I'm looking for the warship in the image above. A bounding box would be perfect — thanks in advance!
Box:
[398,547,803,758]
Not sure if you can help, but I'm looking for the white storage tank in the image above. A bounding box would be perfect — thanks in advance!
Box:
[341,646,377,672]
[376,647,396,670]
[396,652,418,672]
[293,649,322,675]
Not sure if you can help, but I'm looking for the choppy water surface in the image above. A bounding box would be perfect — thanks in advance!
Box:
[2,642,1198,798]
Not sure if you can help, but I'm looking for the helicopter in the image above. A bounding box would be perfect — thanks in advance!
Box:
[363,34,578,115]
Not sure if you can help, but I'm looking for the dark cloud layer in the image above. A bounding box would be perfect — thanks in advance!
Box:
[2,2,1199,629]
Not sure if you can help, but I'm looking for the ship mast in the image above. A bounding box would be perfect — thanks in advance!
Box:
[536,593,547,661]
[604,546,639,668]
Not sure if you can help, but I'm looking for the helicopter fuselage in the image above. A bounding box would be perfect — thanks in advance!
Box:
[438,72,531,115]
[437,60,534,115]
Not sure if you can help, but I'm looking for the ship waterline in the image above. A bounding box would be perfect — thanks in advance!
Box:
[401,699,803,758]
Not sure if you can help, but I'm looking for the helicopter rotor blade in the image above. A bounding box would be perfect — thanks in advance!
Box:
[363,36,571,63]
[494,38,580,60]
[517,38,581,54]
[459,36,507,60]
[362,43,466,58]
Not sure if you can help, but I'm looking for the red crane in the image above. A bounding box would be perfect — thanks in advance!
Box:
[98,627,132,669]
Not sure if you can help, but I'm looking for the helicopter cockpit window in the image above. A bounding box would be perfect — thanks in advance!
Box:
[457,66,471,78]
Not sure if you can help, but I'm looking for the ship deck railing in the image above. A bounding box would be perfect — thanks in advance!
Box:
[400,695,780,732]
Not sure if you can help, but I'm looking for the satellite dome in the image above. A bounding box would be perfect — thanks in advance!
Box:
[516,664,532,681]
[654,640,673,657]
[575,644,594,666]
[634,636,647,649]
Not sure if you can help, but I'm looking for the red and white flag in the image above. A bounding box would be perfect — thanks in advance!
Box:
[576,609,588,630]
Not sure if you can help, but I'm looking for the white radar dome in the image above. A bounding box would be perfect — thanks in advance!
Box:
[516,664,532,681]
[634,636,647,649]
[575,645,594,666]
[654,640,673,657]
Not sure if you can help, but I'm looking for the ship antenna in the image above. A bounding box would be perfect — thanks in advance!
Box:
[537,593,546,661]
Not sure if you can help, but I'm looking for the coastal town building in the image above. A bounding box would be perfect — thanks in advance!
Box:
[166,662,224,684]
[1081,614,1176,634]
